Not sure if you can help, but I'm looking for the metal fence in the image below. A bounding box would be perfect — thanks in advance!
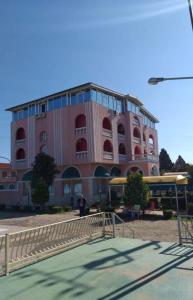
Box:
[0,235,5,276]
[178,215,193,245]
[0,212,134,276]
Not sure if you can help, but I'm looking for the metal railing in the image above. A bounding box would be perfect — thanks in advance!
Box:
[0,235,5,276]
[0,212,134,276]
[74,127,86,135]
[75,151,88,159]
[178,215,193,245]
[110,213,135,239]
[131,154,158,162]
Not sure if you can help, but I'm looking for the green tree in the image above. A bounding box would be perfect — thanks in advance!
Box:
[124,173,149,209]
[31,177,49,207]
[159,148,173,173]
[31,153,59,207]
[184,164,193,186]
[172,155,186,172]
[31,153,59,188]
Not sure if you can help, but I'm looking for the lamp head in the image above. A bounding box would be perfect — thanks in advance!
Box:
[148,77,165,85]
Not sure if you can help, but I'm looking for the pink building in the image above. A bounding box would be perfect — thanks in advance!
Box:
[4,82,159,206]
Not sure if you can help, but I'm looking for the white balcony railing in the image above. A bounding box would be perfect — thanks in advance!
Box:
[74,127,86,135]
[133,137,141,144]
[119,154,127,161]
[118,133,125,141]
[131,155,158,162]
[102,129,112,138]
[76,151,88,159]
[133,120,140,126]
[16,139,26,144]
[103,151,113,160]
[14,159,27,169]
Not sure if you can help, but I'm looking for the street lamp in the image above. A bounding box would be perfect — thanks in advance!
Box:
[148,76,193,85]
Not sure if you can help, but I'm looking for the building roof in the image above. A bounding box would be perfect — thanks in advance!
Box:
[6,82,158,122]
[0,163,10,169]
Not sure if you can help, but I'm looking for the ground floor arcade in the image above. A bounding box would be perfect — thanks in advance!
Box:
[0,161,159,208]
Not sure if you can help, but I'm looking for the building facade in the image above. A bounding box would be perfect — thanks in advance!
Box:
[4,82,159,206]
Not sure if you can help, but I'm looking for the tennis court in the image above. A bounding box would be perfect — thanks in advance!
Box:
[1,237,193,300]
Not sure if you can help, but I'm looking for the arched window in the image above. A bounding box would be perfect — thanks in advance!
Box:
[103,140,113,152]
[134,146,141,155]
[75,114,86,128]
[149,134,154,145]
[117,123,125,135]
[133,116,140,126]
[133,127,141,139]
[94,166,109,177]
[76,138,87,152]
[103,117,111,130]
[16,148,25,160]
[16,128,25,140]
[111,167,121,177]
[62,167,80,178]
[119,143,126,155]
[40,131,47,143]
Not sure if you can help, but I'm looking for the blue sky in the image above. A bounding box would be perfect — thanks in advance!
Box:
[0,0,193,163]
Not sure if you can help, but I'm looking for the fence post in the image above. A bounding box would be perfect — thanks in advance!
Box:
[5,234,10,276]
[177,215,182,245]
[112,213,116,238]
[102,212,105,236]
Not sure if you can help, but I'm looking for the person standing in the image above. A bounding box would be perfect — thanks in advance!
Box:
[77,195,86,217]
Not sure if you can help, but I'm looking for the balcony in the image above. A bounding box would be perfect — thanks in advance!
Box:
[103,129,112,138]
[75,127,86,135]
[133,137,141,144]
[133,120,140,126]
[16,138,26,145]
[131,154,158,162]
[118,133,125,141]
[119,154,127,161]
[103,151,113,160]
[14,159,27,169]
[76,151,88,159]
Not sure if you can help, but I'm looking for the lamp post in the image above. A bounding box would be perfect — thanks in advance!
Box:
[148,76,193,85]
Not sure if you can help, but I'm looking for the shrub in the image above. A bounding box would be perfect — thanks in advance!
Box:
[104,207,114,212]
[163,209,173,219]
[85,207,90,215]
[187,203,193,215]
[49,206,64,213]
[63,206,72,212]
[0,204,5,210]
[11,205,20,211]
[20,205,33,212]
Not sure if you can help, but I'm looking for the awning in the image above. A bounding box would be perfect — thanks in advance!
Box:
[109,175,188,186]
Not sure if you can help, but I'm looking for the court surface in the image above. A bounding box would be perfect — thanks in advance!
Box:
[1,237,193,300]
